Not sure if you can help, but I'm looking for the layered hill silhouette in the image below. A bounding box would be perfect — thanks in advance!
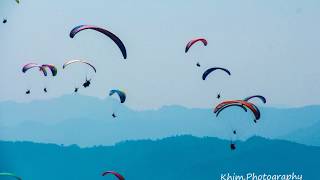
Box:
[282,120,320,146]
[0,95,319,146]
[0,136,318,180]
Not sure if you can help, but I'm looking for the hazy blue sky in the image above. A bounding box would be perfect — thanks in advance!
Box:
[0,0,319,109]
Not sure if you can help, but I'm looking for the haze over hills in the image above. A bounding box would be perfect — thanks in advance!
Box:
[0,95,319,146]
[0,136,318,180]
[281,120,320,146]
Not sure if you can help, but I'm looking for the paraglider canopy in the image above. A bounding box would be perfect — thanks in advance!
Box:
[63,60,96,73]
[102,171,125,180]
[109,89,126,103]
[202,67,231,80]
[244,95,267,104]
[185,38,207,53]
[215,103,248,117]
[42,64,58,76]
[70,25,127,59]
[214,100,261,121]
[22,63,48,76]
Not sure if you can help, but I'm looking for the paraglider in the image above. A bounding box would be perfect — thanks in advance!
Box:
[63,60,96,91]
[22,63,48,94]
[3,1,19,24]
[214,100,262,150]
[185,38,207,53]
[109,89,126,118]
[185,38,207,67]
[102,171,125,180]
[202,67,231,80]
[70,25,127,59]
[39,64,57,93]
[0,173,22,180]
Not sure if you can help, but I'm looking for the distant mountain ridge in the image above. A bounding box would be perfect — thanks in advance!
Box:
[281,120,320,146]
[0,136,318,180]
[0,95,319,146]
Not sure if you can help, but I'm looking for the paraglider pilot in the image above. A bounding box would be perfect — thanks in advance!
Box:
[83,77,91,88]
[112,113,117,118]
[74,87,79,93]
[230,143,236,150]
[25,89,30,94]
